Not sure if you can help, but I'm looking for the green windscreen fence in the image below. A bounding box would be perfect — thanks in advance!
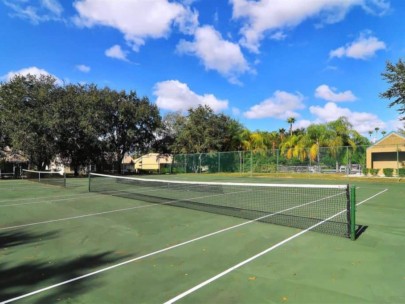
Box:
[170,144,405,176]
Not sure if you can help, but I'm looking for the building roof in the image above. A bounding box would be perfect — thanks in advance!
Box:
[367,131,405,150]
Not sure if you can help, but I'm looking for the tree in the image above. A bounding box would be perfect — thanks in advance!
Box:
[380,59,405,122]
[278,128,286,142]
[171,105,241,153]
[375,127,380,138]
[102,89,161,173]
[287,117,296,136]
[152,112,185,154]
[54,83,105,176]
[305,124,331,163]
[0,74,59,170]
[381,130,387,137]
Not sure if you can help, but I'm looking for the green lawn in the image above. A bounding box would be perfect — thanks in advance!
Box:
[0,175,404,303]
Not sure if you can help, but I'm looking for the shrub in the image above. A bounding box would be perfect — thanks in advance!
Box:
[398,168,405,177]
[370,169,379,176]
[383,168,394,177]
[362,167,369,176]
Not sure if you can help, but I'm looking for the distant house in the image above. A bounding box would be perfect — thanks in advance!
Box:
[133,153,173,173]
[0,147,28,178]
[366,131,405,173]
[122,154,135,174]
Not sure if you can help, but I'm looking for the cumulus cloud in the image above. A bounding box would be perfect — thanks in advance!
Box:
[329,32,386,60]
[154,80,228,113]
[315,84,357,102]
[73,0,198,51]
[76,64,90,73]
[229,0,389,53]
[105,45,129,61]
[3,0,64,24]
[2,66,60,82]
[309,102,385,133]
[176,25,250,84]
[244,91,305,119]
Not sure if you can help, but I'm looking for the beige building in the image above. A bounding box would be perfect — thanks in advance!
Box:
[132,153,173,173]
[366,132,405,172]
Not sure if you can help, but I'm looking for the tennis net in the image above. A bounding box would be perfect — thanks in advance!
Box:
[23,169,67,187]
[89,173,356,239]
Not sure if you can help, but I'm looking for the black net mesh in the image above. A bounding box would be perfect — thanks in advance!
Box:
[89,173,351,238]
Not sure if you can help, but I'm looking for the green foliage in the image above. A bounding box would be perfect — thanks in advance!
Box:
[0,75,161,174]
[171,105,243,154]
[383,168,394,177]
[0,74,59,169]
[398,168,405,177]
[362,167,369,175]
[380,59,405,120]
[370,169,379,176]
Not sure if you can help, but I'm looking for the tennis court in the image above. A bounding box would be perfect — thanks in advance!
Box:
[0,174,404,303]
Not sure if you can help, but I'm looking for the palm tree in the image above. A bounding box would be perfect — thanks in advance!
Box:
[368,130,373,139]
[278,128,286,142]
[375,127,380,139]
[287,117,296,136]
[381,130,387,137]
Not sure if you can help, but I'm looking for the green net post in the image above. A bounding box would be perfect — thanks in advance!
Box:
[63,173,66,188]
[88,172,91,192]
[350,185,356,240]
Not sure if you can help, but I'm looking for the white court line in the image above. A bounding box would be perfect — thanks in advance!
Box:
[0,194,98,208]
[164,188,388,304]
[0,188,250,231]
[0,192,92,204]
[0,188,346,303]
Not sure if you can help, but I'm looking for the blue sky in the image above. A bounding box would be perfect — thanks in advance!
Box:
[1,0,404,136]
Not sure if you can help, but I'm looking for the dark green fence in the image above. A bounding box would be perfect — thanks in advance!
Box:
[171,144,405,176]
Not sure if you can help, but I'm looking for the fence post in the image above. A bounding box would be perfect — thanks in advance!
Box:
[250,150,253,177]
[276,149,279,172]
[218,152,220,173]
[397,144,399,177]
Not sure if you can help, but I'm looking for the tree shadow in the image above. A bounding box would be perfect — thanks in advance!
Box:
[0,230,131,302]
[0,230,59,248]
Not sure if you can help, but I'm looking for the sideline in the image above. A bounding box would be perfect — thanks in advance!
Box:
[164,188,388,303]
[1,188,386,303]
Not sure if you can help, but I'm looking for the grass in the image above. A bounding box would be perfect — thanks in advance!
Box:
[0,175,404,303]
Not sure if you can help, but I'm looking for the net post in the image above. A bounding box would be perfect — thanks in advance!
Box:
[63,173,66,188]
[88,172,91,192]
[350,185,356,240]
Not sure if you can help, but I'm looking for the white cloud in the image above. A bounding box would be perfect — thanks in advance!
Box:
[4,0,63,24]
[309,102,385,133]
[244,91,305,119]
[105,45,129,61]
[42,0,63,16]
[270,31,287,41]
[229,0,388,53]
[232,107,241,116]
[73,0,198,51]
[315,84,357,102]
[176,25,250,84]
[294,119,312,130]
[2,66,60,82]
[329,32,386,60]
[75,64,90,73]
[154,80,228,113]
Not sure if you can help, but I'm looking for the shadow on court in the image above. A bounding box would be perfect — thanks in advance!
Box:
[0,230,131,303]
[0,230,59,248]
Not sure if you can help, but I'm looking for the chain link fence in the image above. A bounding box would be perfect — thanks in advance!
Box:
[171,144,405,177]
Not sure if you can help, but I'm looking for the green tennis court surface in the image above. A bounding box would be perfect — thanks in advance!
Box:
[0,175,404,303]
